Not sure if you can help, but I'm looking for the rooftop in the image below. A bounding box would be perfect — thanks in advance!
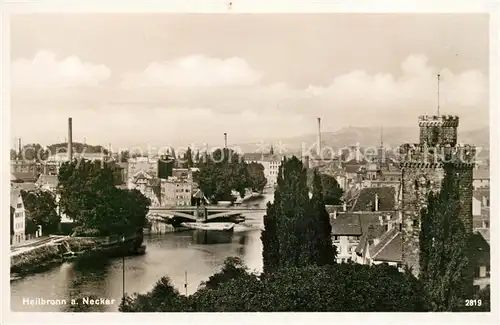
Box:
[12,172,38,183]
[476,229,490,244]
[330,211,395,236]
[36,174,59,188]
[330,213,362,236]
[369,227,402,263]
[10,188,22,208]
[470,232,490,266]
[12,182,37,192]
[352,187,396,212]
[242,152,284,162]
[473,189,489,202]
[355,223,387,254]
[345,165,363,174]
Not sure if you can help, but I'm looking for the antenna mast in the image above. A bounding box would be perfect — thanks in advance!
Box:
[437,73,441,117]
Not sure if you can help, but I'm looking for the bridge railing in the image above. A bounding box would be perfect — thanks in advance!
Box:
[149,206,266,211]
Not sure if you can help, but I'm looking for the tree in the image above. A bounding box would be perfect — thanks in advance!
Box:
[199,257,251,290]
[120,277,190,312]
[10,206,15,237]
[57,159,150,236]
[246,162,267,193]
[195,150,200,165]
[119,258,429,312]
[419,163,473,311]
[262,156,314,271]
[309,171,337,265]
[320,174,344,205]
[119,150,130,163]
[184,147,194,168]
[21,143,49,162]
[20,189,60,235]
[194,148,250,202]
[25,217,38,236]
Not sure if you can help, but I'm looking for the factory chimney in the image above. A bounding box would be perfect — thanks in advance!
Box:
[224,133,228,149]
[68,117,73,161]
[316,117,322,156]
[18,138,22,158]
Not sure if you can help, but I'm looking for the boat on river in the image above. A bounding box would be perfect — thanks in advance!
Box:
[181,222,235,232]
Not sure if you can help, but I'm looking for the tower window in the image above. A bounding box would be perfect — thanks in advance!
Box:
[412,219,419,228]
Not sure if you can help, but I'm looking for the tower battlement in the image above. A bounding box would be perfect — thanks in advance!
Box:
[399,143,476,166]
[401,114,473,277]
[418,115,460,127]
[418,115,459,147]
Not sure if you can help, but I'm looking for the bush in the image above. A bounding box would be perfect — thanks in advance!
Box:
[120,259,429,312]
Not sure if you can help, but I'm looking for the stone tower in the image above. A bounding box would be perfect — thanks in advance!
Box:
[400,115,475,277]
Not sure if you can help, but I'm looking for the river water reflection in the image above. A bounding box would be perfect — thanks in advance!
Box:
[10,195,270,312]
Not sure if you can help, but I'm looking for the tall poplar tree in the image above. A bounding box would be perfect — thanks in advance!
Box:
[310,170,337,265]
[419,163,473,311]
[262,157,336,273]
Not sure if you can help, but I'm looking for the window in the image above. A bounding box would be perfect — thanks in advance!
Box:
[479,266,487,278]
[412,219,419,228]
[17,203,22,208]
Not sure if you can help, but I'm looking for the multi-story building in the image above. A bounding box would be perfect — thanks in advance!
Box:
[400,115,475,277]
[472,189,490,231]
[329,186,400,264]
[10,188,26,245]
[243,152,283,188]
[128,170,161,206]
[473,166,490,189]
[161,176,192,206]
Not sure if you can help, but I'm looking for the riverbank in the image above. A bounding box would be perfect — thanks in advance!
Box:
[10,235,145,280]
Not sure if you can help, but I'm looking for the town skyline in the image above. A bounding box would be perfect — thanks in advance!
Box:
[11,14,489,148]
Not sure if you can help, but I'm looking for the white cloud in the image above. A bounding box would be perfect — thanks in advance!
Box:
[12,50,111,88]
[305,54,487,113]
[11,53,488,148]
[121,55,262,88]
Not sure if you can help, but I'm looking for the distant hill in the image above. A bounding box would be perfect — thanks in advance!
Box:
[47,142,109,155]
[233,126,489,155]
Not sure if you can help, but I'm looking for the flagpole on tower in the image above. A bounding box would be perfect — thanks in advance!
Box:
[437,73,441,117]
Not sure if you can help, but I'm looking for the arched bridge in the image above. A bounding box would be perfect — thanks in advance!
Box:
[148,206,267,222]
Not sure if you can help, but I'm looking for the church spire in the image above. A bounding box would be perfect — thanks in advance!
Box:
[270,145,274,155]
[380,125,384,148]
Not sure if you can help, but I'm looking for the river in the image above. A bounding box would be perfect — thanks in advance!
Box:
[10,193,272,312]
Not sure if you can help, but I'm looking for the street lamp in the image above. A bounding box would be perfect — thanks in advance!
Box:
[122,234,125,303]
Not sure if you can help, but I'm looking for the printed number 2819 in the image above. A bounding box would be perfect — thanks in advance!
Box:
[465,299,482,306]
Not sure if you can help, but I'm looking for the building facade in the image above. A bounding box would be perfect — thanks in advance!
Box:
[400,115,475,276]
[473,166,489,189]
[128,170,161,206]
[161,176,192,206]
[10,188,26,245]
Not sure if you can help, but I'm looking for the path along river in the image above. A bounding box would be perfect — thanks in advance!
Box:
[10,193,272,312]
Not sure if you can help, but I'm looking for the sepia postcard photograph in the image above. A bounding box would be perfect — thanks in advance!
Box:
[1,1,498,324]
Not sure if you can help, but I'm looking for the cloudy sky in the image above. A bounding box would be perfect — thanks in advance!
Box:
[10,14,489,149]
